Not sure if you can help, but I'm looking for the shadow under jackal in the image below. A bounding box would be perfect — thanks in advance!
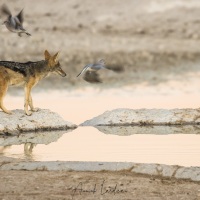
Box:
[0,50,66,115]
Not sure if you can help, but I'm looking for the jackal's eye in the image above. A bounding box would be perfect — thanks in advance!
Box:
[56,62,60,67]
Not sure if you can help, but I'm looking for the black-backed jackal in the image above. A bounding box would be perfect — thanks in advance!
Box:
[0,50,66,115]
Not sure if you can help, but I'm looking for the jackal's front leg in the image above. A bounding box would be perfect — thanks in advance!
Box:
[24,82,35,116]
[24,88,32,116]
[29,94,39,112]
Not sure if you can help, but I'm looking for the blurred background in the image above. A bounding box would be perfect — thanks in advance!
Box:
[1,0,200,123]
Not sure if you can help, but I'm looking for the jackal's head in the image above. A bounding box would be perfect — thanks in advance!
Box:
[44,50,67,77]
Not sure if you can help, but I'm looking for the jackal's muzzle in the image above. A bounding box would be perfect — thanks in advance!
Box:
[55,66,67,77]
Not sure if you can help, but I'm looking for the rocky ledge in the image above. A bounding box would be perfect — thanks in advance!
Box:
[0,109,77,135]
[81,108,200,126]
[0,157,200,182]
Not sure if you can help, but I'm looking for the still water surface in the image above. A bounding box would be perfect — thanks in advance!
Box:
[1,127,200,167]
[1,78,200,167]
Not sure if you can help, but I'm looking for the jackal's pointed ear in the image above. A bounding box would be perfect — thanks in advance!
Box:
[53,52,60,62]
[44,50,51,60]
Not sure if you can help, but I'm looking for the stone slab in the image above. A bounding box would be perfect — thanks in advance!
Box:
[81,108,200,126]
[0,109,77,135]
[0,158,200,182]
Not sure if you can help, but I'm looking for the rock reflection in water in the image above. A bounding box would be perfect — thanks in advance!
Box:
[0,130,72,146]
[95,125,200,136]
[0,130,72,158]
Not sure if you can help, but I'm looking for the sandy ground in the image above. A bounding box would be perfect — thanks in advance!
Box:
[0,171,200,200]
[1,0,200,199]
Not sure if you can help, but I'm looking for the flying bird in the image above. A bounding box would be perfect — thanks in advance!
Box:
[1,4,31,37]
[77,59,124,83]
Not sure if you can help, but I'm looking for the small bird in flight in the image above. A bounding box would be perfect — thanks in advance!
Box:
[1,4,31,37]
[77,59,124,83]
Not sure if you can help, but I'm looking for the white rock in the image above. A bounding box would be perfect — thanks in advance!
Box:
[175,167,200,181]
[0,109,77,135]
[81,108,200,126]
[0,124,4,133]
[1,160,200,181]
[131,163,177,177]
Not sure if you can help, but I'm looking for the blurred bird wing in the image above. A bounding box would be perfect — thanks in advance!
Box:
[16,9,24,24]
[77,65,90,77]
[91,59,106,70]
[105,65,125,73]
[96,59,106,66]
[7,16,18,28]
[83,71,102,83]
[1,4,12,16]
[13,17,25,30]
[14,17,20,25]
[91,63,104,70]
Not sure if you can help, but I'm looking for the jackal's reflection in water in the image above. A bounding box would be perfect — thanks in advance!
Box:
[0,143,36,158]
[24,143,36,157]
[0,130,72,159]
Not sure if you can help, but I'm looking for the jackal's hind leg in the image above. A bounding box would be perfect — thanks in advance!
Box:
[0,82,12,114]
